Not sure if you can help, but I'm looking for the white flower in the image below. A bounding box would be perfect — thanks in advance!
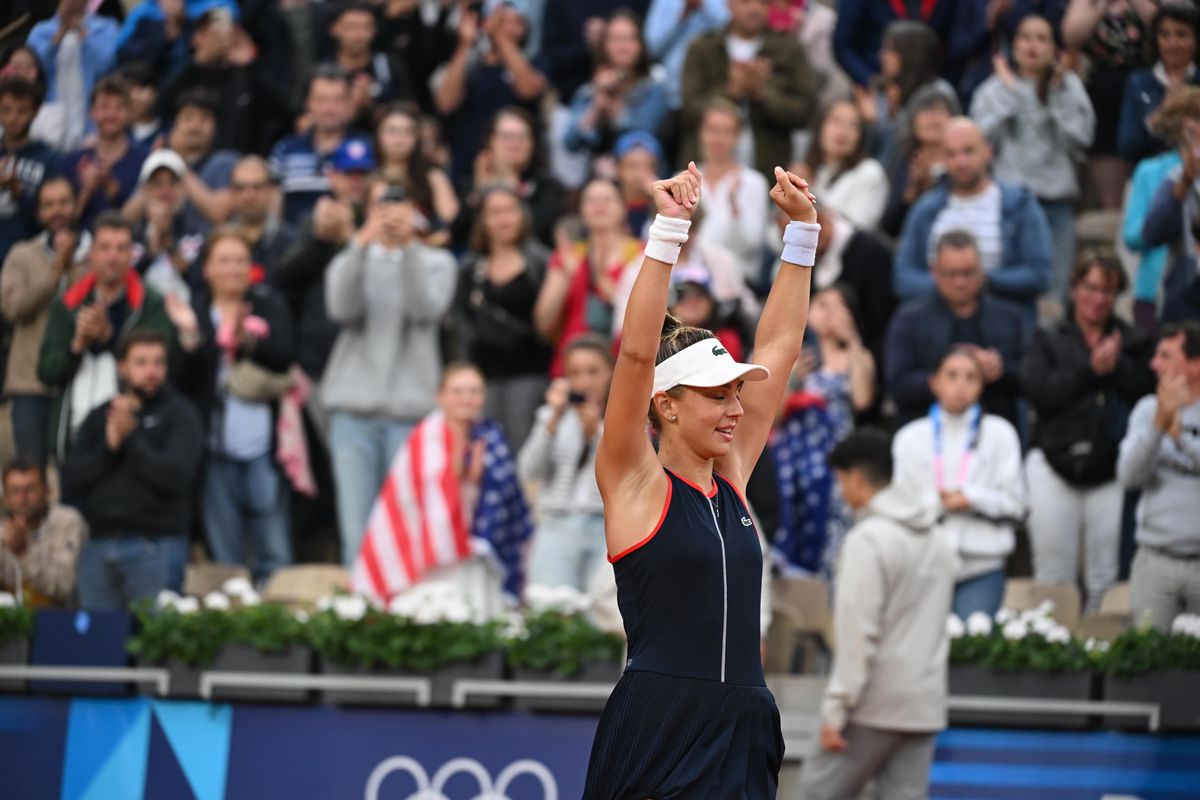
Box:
[387,594,418,618]
[443,602,471,624]
[155,589,181,610]
[175,597,200,615]
[995,608,1014,624]
[203,592,231,611]
[332,594,368,621]
[1031,615,1057,638]
[293,610,310,624]
[221,577,254,598]
[1046,625,1071,645]
[1171,613,1200,639]
[965,611,993,637]
[0,592,16,608]
[414,605,441,625]
[1037,599,1056,615]
[946,614,965,639]
[239,591,261,607]
[1002,620,1028,641]
[525,583,590,615]
[316,596,334,612]
[501,611,526,640]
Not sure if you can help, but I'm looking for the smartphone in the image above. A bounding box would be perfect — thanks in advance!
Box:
[568,390,587,405]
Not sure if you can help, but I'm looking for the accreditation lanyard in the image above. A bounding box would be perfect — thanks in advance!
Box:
[931,403,982,491]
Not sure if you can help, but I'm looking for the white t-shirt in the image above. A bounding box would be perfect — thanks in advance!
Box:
[928,182,1004,272]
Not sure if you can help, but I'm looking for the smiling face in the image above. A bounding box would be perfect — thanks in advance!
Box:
[603,15,642,72]
[1158,16,1197,72]
[438,366,486,427]
[91,91,131,139]
[580,179,626,233]
[665,381,746,458]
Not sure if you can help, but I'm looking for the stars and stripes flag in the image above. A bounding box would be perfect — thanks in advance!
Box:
[352,412,534,600]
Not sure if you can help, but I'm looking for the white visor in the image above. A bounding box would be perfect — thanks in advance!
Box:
[652,338,770,397]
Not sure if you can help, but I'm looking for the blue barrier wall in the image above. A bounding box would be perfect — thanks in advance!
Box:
[3,696,1200,799]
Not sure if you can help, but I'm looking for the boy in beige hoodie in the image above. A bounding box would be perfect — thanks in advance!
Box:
[798,429,959,800]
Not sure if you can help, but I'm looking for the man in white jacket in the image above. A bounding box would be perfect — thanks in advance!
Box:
[799,429,959,800]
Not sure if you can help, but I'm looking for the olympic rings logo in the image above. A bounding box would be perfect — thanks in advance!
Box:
[364,756,558,800]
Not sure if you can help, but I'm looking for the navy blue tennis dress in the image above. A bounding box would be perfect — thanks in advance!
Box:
[582,467,784,799]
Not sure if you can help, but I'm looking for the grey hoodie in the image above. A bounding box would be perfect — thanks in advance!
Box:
[821,483,959,733]
[321,241,457,420]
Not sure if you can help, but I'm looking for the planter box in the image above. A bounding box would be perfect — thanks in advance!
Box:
[135,657,204,699]
[0,638,29,691]
[948,665,1094,728]
[1104,671,1200,731]
[512,659,623,713]
[320,652,505,709]
[210,644,312,703]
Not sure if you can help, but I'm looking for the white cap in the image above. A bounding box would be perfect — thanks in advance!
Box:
[138,149,187,186]
[651,338,770,397]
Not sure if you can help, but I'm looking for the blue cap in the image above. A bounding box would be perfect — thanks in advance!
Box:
[330,138,375,173]
[614,131,664,165]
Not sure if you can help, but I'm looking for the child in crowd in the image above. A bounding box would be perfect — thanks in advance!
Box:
[892,346,1026,618]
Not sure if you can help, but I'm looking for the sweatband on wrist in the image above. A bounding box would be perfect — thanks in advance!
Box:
[781,220,820,267]
[644,214,691,265]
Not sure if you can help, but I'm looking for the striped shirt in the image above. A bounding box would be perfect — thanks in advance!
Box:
[517,405,603,515]
[928,182,1004,272]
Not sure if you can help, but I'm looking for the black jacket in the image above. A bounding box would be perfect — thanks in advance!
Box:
[270,218,344,380]
[1020,315,1155,485]
[885,293,1028,428]
[61,385,204,539]
[173,283,295,431]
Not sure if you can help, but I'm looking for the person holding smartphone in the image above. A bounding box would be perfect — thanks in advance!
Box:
[517,334,613,593]
[321,178,457,566]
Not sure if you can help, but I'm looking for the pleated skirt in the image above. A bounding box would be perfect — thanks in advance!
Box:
[582,670,784,800]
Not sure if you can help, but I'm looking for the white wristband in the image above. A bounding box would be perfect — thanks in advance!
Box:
[644,214,691,265]
[781,220,820,267]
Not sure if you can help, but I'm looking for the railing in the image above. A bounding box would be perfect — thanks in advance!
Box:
[0,666,1163,739]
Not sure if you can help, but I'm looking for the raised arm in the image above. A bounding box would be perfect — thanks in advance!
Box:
[716,168,817,491]
[596,164,702,504]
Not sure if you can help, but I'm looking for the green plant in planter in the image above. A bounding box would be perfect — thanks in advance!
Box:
[128,595,308,667]
[0,596,34,646]
[306,598,505,673]
[1100,625,1200,677]
[506,610,625,677]
[948,609,1091,673]
[128,602,234,667]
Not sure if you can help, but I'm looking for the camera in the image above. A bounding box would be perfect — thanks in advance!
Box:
[567,390,587,405]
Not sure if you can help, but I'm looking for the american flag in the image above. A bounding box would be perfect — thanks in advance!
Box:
[352,412,534,600]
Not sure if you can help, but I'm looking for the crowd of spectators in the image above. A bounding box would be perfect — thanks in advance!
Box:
[0,0,1198,643]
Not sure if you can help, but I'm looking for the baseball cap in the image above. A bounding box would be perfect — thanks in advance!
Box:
[672,264,714,294]
[330,138,375,173]
[139,149,187,185]
[614,131,664,165]
[651,338,769,397]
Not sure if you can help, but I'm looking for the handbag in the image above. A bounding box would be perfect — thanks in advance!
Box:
[228,360,294,403]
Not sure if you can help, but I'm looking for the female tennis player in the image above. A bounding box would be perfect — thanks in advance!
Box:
[582,161,819,799]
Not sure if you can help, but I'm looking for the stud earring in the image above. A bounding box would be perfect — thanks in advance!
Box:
[670,415,678,423]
